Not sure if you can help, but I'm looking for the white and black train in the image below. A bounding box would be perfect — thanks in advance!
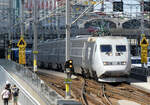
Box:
[37,36,131,82]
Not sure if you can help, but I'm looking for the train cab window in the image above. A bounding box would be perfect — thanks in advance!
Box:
[148,58,150,62]
[131,59,141,64]
[116,45,126,52]
[100,45,112,52]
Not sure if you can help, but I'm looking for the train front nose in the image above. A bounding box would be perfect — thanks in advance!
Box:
[99,61,129,77]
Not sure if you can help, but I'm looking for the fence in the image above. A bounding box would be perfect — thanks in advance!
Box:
[0,65,40,105]
[131,67,150,81]
[0,59,63,105]
[131,67,150,76]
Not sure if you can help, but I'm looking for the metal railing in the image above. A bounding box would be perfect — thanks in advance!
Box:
[0,65,40,105]
[0,59,63,105]
[131,67,150,81]
[131,67,150,76]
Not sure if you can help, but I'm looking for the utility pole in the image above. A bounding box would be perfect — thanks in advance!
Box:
[140,0,144,37]
[101,0,104,12]
[101,0,105,36]
[56,6,60,38]
[17,0,27,66]
[140,0,146,68]
[8,0,12,60]
[64,0,99,100]
[21,0,24,37]
[33,0,38,72]
[65,0,71,99]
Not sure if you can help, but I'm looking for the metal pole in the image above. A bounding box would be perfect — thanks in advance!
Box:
[141,0,144,36]
[141,0,145,67]
[101,0,104,12]
[56,5,60,38]
[65,0,71,99]
[3,0,7,58]
[101,0,104,36]
[8,0,12,60]
[33,0,38,72]
[21,0,24,37]
[66,0,70,64]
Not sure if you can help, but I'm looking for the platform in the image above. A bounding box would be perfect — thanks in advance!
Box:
[118,100,141,105]
[0,98,12,105]
[131,82,150,93]
[129,75,150,93]
[0,95,20,105]
[9,73,46,105]
[0,59,63,105]
[0,84,20,105]
[0,66,44,105]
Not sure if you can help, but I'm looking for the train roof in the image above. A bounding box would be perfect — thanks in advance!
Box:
[38,36,127,45]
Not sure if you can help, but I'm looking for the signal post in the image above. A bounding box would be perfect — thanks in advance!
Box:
[8,0,12,60]
[65,0,72,99]
[64,60,73,99]
[33,0,38,72]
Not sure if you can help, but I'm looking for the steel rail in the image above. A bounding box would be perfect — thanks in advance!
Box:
[102,84,112,105]
[81,78,88,105]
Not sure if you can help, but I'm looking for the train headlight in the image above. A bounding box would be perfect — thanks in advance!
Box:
[103,62,112,65]
[103,62,107,65]
[121,61,126,65]
[108,52,112,56]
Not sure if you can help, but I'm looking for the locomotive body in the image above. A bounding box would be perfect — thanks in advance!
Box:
[38,36,131,82]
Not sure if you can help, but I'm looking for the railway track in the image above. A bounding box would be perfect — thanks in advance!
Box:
[36,71,150,105]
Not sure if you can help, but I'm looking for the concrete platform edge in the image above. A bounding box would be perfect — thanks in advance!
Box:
[131,83,150,93]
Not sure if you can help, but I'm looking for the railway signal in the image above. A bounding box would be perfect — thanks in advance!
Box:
[64,60,73,72]
[65,0,71,99]
[68,60,73,68]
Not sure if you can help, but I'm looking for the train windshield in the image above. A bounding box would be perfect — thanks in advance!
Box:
[100,45,112,52]
[131,59,141,64]
[116,45,126,52]
[149,58,150,62]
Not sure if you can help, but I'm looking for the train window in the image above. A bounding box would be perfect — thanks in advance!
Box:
[136,59,141,64]
[148,58,150,62]
[131,59,141,64]
[100,45,112,52]
[116,45,126,52]
[131,59,136,64]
